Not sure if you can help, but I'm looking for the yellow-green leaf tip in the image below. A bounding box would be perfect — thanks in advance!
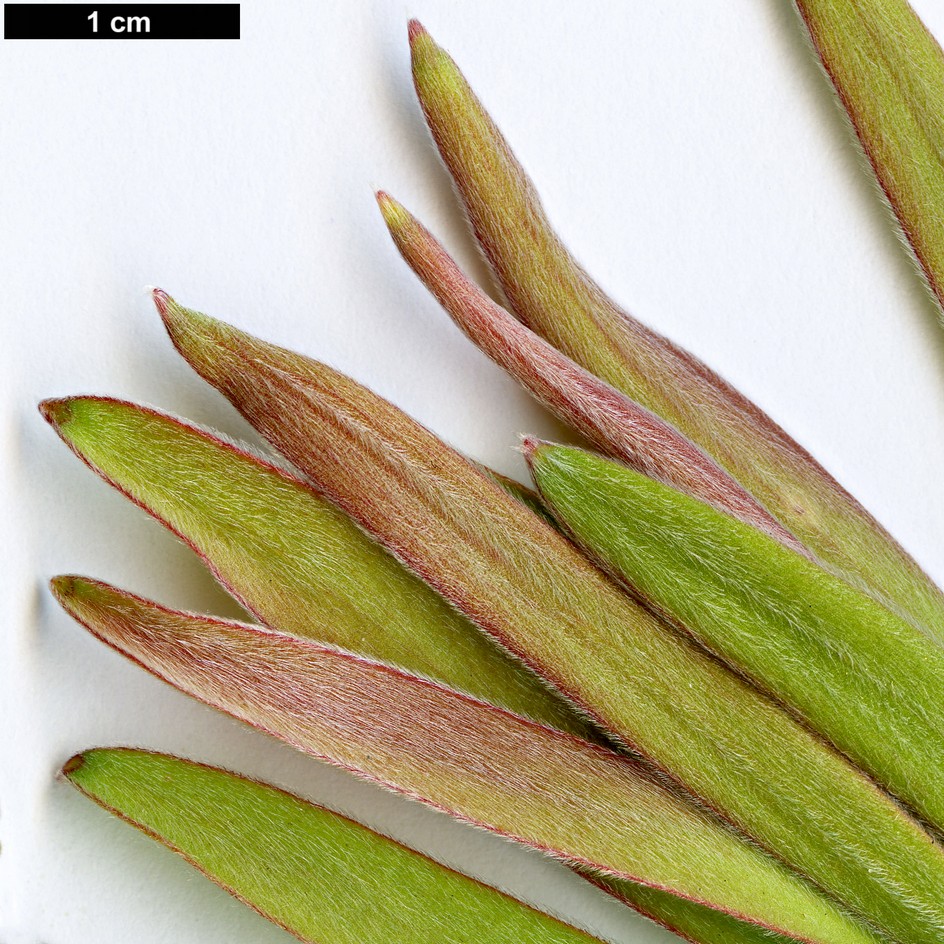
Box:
[376,190,412,232]
[39,397,128,461]
[407,18,431,51]
[409,19,465,95]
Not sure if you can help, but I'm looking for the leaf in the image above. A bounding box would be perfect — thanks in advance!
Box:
[54,576,881,944]
[479,464,560,530]
[794,0,944,314]
[377,191,804,554]
[64,747,604,944]
[588,875,812,944]
[407,19,944,642]
[39,395,591,741]
[42,397,860,944]
[156,293,941,943]
[527,440,944,842]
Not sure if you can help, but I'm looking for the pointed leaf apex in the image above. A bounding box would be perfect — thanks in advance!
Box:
[150,286,171,317]
[153,293,231,383]
[50,574,110,631]
[376,190,412,232]
[410,21,462,92]
[39,397,75,431]
[152,288,213,333]
[50,574,108,616]
[49,574,78,602]
[152,289,209,338]
[62,752,86,779]
[407,18,428,45]
[519,435,551,464]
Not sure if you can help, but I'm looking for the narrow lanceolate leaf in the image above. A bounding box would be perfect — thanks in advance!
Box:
[378,191,803,554]
[588,875,807,944]
[41,406,830,944]
[64,748,605,944]
[38,395,591,741]
[54,577,881,944]
[528,441,944,840]
[795,0,944,313]
[408,20,944,642]
[158,293,944,944]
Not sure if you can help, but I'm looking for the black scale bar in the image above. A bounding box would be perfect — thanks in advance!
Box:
[4,4,239,39]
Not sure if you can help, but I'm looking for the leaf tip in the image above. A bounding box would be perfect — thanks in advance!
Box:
[39,397,75,432]
[407,18,428,46]
[49,573,78,603]
[62,751,86,780]
[152,291,224,379]
[50,574,107,628]
[376,190,412,233]
[150,286,172,318]
[409,19,460,91]
[152,287,210,331]
[151,287,198,339]
[520,435,551,465]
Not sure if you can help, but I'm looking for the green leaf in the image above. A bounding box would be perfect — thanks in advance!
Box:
[589,875,811,944]
[795,0,944,314]
[156,293,940,943]
[54,576,882,944]
[527,440,944,843]
[41,397,871,943]
[64,748,604,944]
[39,395,591,741]
[408,19,944,641]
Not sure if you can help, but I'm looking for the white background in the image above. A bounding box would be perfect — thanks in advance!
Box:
[4,2,944,942]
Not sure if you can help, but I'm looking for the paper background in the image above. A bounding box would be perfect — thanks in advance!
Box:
[4,2,944,941]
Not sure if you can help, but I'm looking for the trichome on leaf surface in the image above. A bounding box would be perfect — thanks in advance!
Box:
[42,6,944,944]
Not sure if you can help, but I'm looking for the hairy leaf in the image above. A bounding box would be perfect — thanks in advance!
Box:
[479,464,560,530]
[795,0,944,313]
[54,577,881,944]
[39,395,590,740]
[157,293,942,943]
[408,19,944,641]
[42,399,853,943]
[64,748,604,944]
[378,191,802,553]
[589,875,814,944]
[527,440,944,840]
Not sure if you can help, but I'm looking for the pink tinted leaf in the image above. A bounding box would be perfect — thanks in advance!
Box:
[377,192,802,554]
[39,394,591,739]
[53,574,880,944]
[156,293,943,943]
[408,20,944,642]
